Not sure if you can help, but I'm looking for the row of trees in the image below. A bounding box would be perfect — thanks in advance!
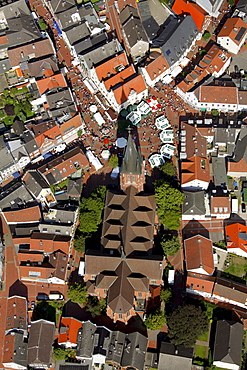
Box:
[155,162,184,230]
[73,186,106,254]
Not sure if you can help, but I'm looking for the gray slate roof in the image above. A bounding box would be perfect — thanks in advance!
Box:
[212,157,227,187]
[23,170,50,197]
[6,331,27,368]
[76,321,97,358]
[158,16,199,67]
[0,135,15,171]
[213,320,244,366]
[121,332,148,370]
[119,5,149,48]
[28,319,55,367]
[49,0,75,14]
[107,330,125,364]
[158,342,193,370]
[6,12,41,48]
[67,177,82,199]
[182,191,206,215]
[0,181,34,210]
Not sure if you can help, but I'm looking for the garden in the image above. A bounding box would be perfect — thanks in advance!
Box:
[0,86,35,126]
[223,254,247,281]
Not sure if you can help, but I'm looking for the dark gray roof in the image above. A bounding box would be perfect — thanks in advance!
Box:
[28,319,55,367]
[27,57,59,78]
[46,88,76,121]
[119,6,149,48]
[6,331,28,367]
[121,133,142,175]
[80,38,122,69]
[213,320,244,366]
[182,191,206,215]
[12,120,25,136]
[0,0,30,19]
[0,135,15,171]
[22,130,39,155]
[65,22,90,45]
[23,170,50,197]
[121,332,148,370]
[236,0,247,13]
[93,326,112,357]
[60,365,89,370]
[212,157,227,187]
[0,181,34,211]
[74,32,107,55]
[214,127,237,145]
[13,223,40,236]
[6,12,41,47]
[67,177,82,199]
[50,0,75,14]
[229,126,247,165]
[76,321,97,358]
[0,58,11,74]
[159,16,199,67]
[158,342,193,370]
[107,330,125,364]
[137,0,160,40]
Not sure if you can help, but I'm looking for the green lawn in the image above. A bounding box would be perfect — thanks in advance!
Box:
[224,255,247,278]
[195,345,207,359]
[197,330,209,342]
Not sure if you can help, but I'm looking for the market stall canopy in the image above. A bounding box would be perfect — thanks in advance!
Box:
[159,130,174,143]
[126,111,141,126]
[149,154,165,168]
[160,144,176,158]
[116,137,127,148]
[89,105,98,113]
[137,101,151,115]
[101,149,110,159]
[155,116,171,130]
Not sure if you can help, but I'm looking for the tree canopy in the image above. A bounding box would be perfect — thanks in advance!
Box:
[160,288,172,303]
[160,161,176,178]
[73,234,88,254]
[167,304,209,347]
[85,296,107,317]
[78,186,106,234]
[144,310,166,330]
[161,234,181,256]
[53,347,67,361]
[155,181,184,230]
[108,154,119,168]
[67,283,87,305]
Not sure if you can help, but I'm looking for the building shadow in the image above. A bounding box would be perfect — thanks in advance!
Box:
[182,220,210,240]
[9,279,28,298]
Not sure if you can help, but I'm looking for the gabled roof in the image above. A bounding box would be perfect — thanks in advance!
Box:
[49,0,75,14]
[198,85,238,104]
[6,12,41,48]
[23,170,50,197]
[95,52,129,82]
[37,73,67,95]
[3,204,41,223]
[144,54,169,81]
[119,5,149,47]
[181,156,210,185]
[28,320,55,366]
[182,191,206,215]
[76,321,97,357]
[59,317,82,345]
[213,320,243,366]
[158,342,193,370]
[113,74,147,104]
[5,296,27,332]
[121,332,148,370]
[218,17,247,44]
[184,235,214,275]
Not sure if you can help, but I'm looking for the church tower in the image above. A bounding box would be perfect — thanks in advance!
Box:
[120,129,145,192]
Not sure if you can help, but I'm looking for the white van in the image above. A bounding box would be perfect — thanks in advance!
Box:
[49,293,64,300]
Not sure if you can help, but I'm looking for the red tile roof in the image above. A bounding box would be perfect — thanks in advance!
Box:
[0,35,8,45]
[184,235,214,275]
[228,157,247,173]
[172,0,207,31]
[3,205,41,223]
[181,156,210,185]
[144,55,169,81]
[60,114,84,135]
[29,232,70,254]
[113,75,147,104]
[37,73,67,95]
[218,17,247,44]
[58,317,82,345]
[211,194,231,215]
[95,53,129,81]
[186,273,215,295]
[226,223,247,254]
[199,85,238,104]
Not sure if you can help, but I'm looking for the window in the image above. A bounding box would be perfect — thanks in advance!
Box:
[138,292,142,297]
[104,289,107,295]
[190,283,194,289]
[119,313,122,319]
[202,286,204,290]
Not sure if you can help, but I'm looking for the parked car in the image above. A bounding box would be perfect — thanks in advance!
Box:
[241,203,246,213]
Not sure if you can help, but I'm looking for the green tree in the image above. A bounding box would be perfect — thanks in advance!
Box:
[73,234,88,254]
[203,32,211,41]
[144,311,166,330]
[67,283,87,305]
[167,304,209,347]
[160,161,176,178]
[160,288,172,303]
[53,347,67,361]
[85,296,107,317]
[211,109,219,116]
[155,181,184,230]
[38,18,47,30]
[77,129,82,138]
[228,0,234,5]
[108,154,119,168]
[79,186,106,234]
[161,234,180,256]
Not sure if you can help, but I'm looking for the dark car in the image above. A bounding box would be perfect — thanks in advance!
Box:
[242,203,246,213]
